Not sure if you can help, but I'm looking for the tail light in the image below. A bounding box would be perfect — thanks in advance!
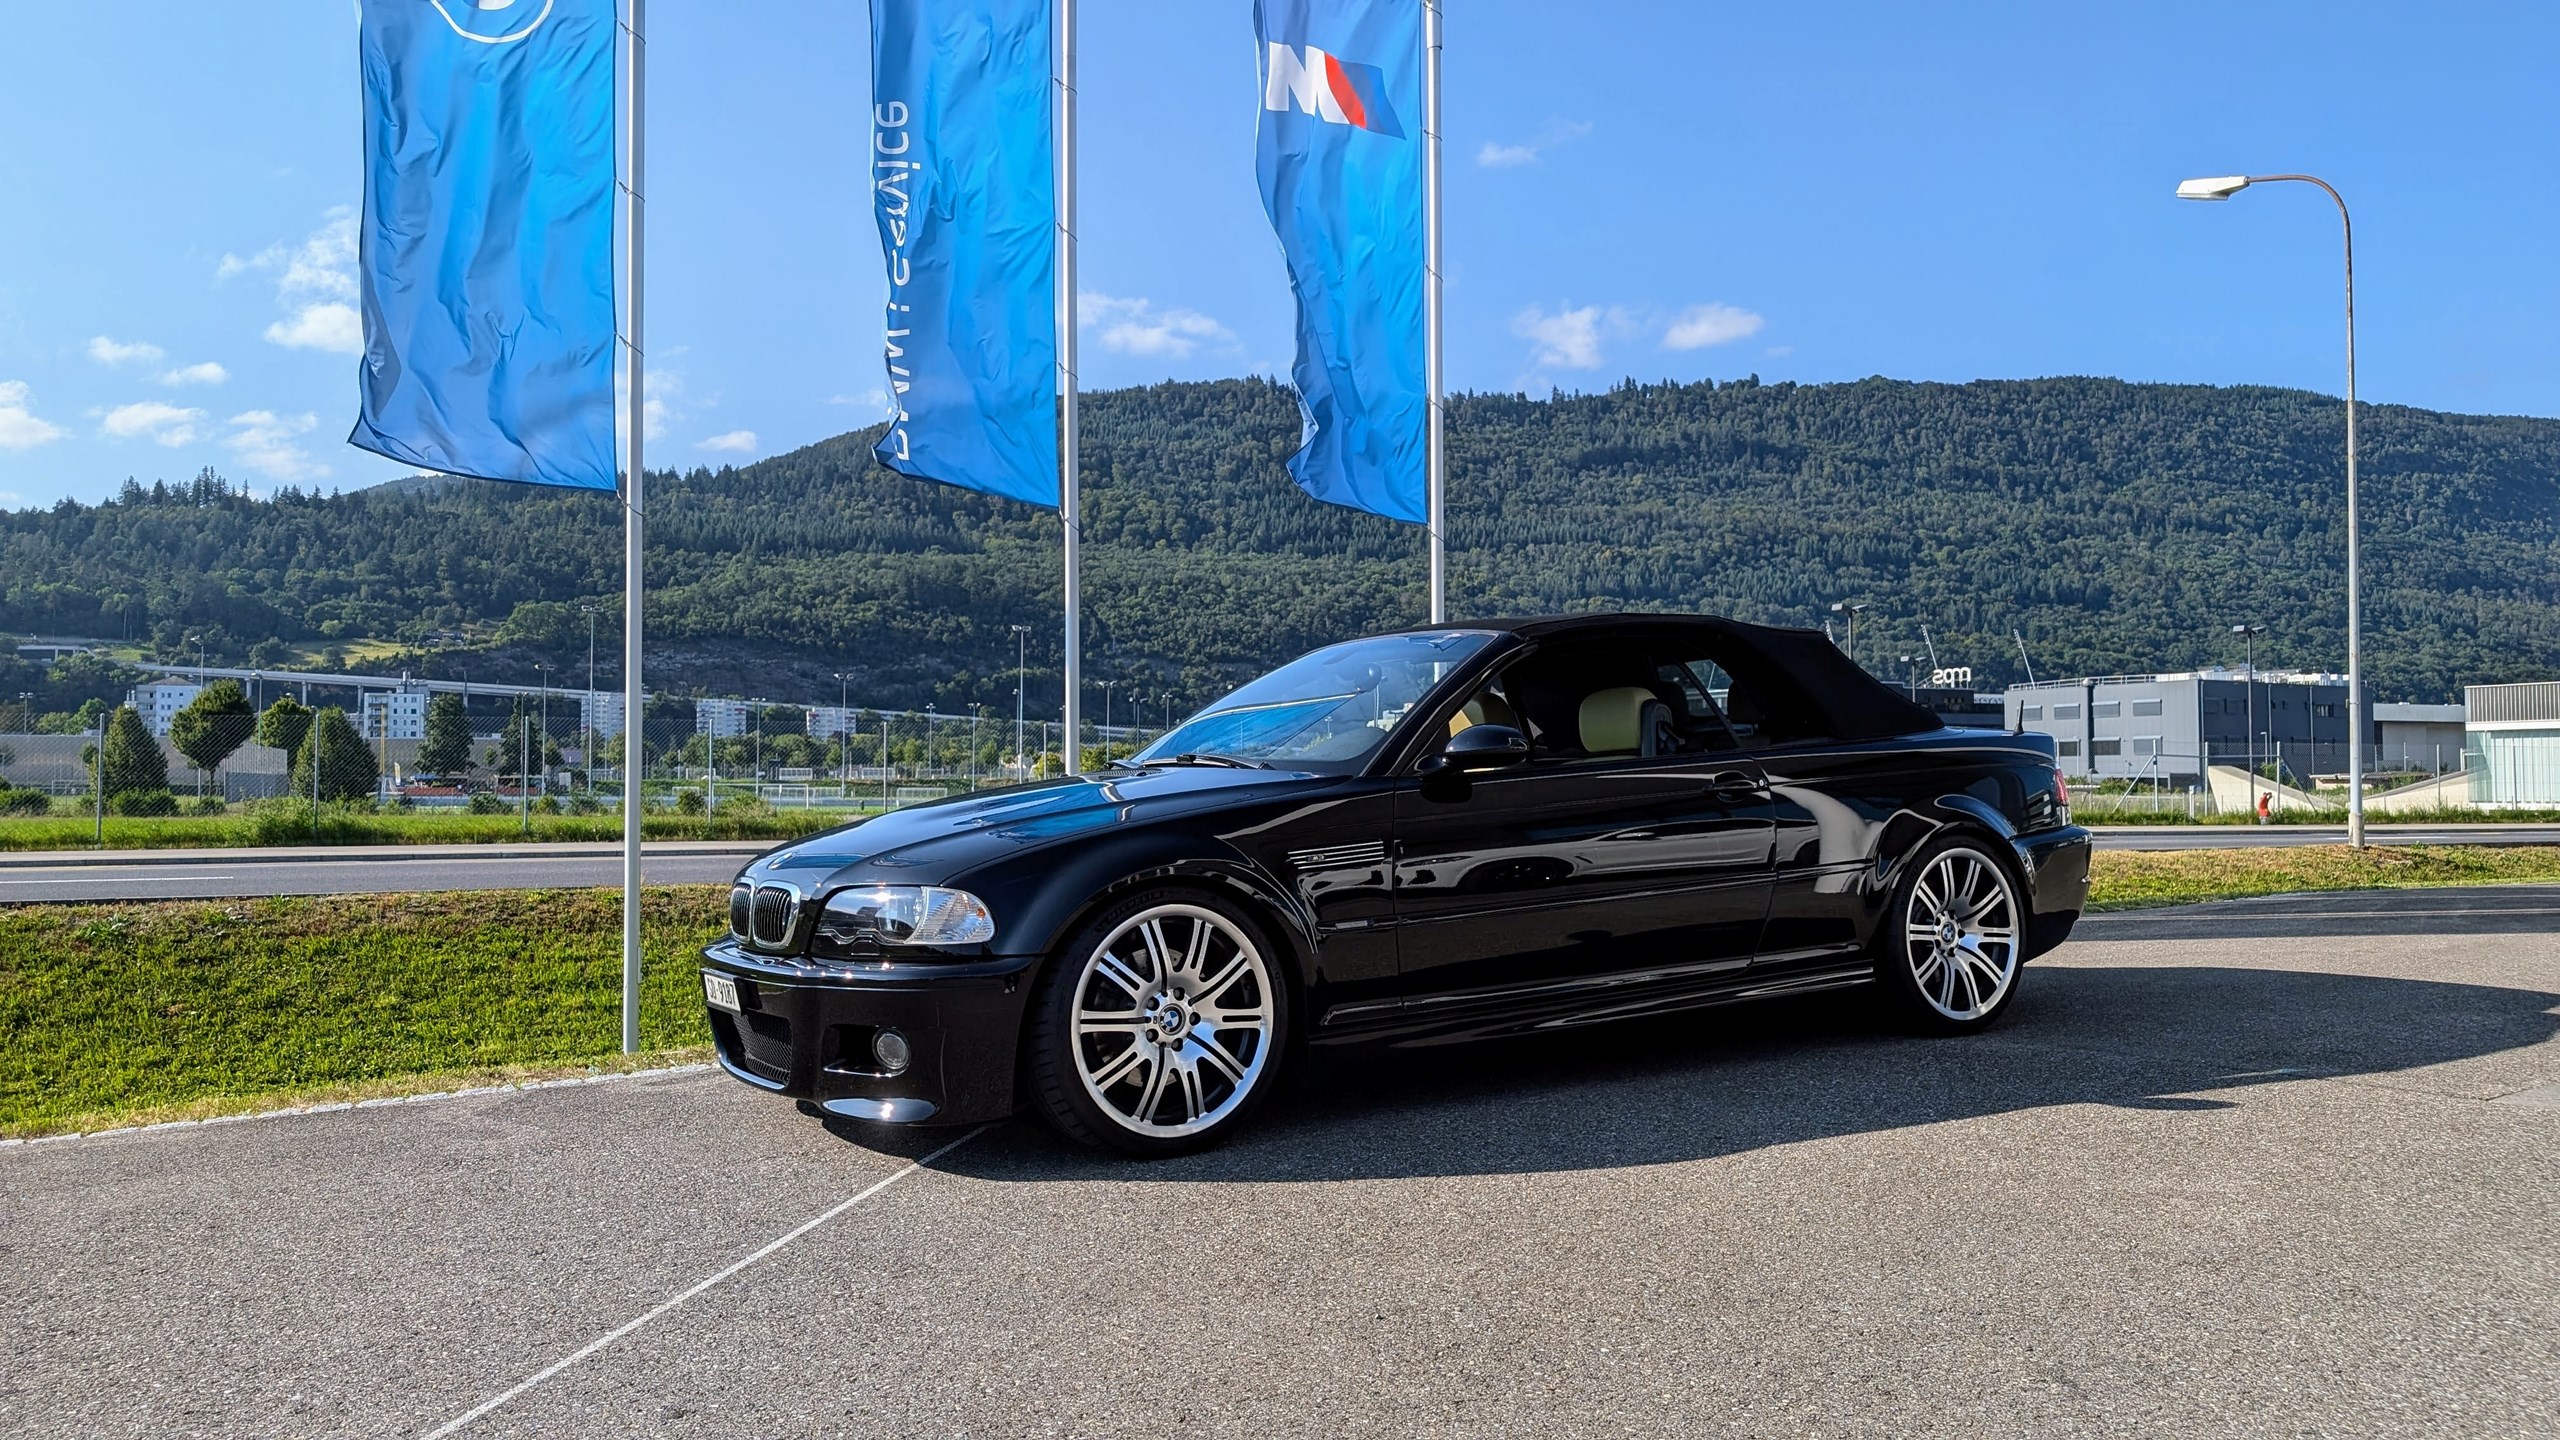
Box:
[2050,767,2072,824]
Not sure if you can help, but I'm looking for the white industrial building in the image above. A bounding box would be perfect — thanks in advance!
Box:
[359,688,431,740]
[696,698,753,738]
[806,705,859,739]
[124,680,203,736]
[2466,682,2560,806]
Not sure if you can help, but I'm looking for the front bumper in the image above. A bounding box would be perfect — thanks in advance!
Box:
[699,940,1036,1126]
[2013,824,2092,959]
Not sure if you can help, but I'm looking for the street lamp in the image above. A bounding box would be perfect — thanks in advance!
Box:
[581,603,597,798]
[969,702,983,791]
[2232,624,2264,824]
[926,704,939,782]
[1009,624,1031,777]
[1829,602,1866,669]
[1099,679,1117,764]
[2181,171,2365,845]
[536,663,552,799]
[834,671,852,792]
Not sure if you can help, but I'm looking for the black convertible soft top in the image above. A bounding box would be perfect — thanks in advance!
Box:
[1411,612,1943,744]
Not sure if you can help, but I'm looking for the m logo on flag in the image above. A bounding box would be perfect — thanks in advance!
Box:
[1263,42,1404,138]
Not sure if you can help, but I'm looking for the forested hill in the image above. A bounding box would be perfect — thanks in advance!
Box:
[5,374,2558,710]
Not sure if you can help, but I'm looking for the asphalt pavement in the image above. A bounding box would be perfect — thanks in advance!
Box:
[9,823,2560,904]
[4,885,2555,1437]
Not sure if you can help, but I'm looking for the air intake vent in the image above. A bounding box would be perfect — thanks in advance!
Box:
[1287,840,1389,873]
[729,884,754,938]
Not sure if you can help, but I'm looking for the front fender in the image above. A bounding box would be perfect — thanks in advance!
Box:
[958,831,1318,980]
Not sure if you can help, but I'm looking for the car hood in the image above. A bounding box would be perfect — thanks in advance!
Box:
[739,764,1324,891]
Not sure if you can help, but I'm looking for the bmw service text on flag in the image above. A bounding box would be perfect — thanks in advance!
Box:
[1254,0,1426,524]
[349,0,619,491]
[871,0,1059,508]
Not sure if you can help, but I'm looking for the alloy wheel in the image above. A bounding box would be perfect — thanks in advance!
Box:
[1070,903,1276,1138]
[1901,847,2021,1022]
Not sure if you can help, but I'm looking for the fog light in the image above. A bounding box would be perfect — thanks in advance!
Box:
[871,1028,912,1074]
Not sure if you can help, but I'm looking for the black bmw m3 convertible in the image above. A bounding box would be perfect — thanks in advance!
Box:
[702,613,2091,1155]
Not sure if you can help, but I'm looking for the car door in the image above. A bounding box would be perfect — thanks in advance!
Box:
[1388,685,1775,1009]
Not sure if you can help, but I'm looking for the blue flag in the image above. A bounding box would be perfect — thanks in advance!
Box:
[870,0,1059,508]
[1254,0,1425,525]
[349,0,619,492]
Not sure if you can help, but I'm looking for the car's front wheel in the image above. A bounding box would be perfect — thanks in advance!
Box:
[1022,888,1289,1156]
[1877,837,2026,1033]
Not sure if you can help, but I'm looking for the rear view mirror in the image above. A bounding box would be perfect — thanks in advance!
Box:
[1434,724,1529,773]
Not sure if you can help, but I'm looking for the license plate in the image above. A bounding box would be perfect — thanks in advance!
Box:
[703,972,741,1012]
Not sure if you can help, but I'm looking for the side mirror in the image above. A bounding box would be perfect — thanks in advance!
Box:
[1431,724,1529,774]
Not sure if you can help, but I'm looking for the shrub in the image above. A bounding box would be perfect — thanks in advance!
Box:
[566,794,606,816]
[467,791,508,815]
[533,794,562,815]
[188,794,227,816]
[107,789,180,818]
[675,788,707,816]
[0,789,50,817]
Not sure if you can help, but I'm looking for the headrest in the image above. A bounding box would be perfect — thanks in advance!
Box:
[1579,687,1659,755]
[1448,691,1523,739]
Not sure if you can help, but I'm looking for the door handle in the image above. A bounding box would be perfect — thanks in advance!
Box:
[1704,770,1763,801]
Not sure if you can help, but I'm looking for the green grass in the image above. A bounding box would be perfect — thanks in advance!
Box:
[0,807,843,851]
[12,847,2560,1140]
[0,886,731,1138]
[2086,844,2560,911]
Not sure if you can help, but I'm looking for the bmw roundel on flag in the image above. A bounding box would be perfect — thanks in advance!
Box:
[1253,0,1426,526]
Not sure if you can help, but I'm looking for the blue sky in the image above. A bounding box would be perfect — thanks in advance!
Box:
[2,2,2553,508]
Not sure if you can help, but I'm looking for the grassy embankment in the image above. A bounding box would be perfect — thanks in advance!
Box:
[8,845,2560,1140]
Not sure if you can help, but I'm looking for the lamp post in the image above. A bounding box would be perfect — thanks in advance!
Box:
[970,703,983,791]
[1010,623,1031,778]
[1099,679,1116,765]
[2180,172,2364,845]
[2232,623,2263,824]
[926,705,939,783]
[536,664,552,801]
[581,603,597,798]
[834,671,851,793]
[1830,602,1866,670]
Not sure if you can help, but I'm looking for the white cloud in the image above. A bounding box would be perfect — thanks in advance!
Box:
[87,336,166,367]
[1474,118,1593,170]
[235,210,365,355]
[1078,291,1236,359]
[1511,304,1636,371]
[697,429,757,454]
[158,361,230,387]
[223,410,329,482]
[0,380,70,450]
[264,303,364,355]
[827,389,890,409]
[101,401,208,447]
[1661,303,1766,351]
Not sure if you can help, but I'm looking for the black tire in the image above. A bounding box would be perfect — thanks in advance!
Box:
[1874,835,2028,1034]
[1021,886,1292,1157]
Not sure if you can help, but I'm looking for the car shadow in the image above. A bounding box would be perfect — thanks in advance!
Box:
[2072,885,2560,942]
[869,961,2560,1184]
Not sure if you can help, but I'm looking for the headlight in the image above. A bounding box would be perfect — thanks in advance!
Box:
[813,886,996,952]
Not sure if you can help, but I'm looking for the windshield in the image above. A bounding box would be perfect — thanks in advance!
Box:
[1133,630,1497,772]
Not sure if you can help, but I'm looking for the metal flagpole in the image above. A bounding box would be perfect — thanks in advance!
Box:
[1056,0,1083,774]
[619,0,647,1055]
[1423,0,1446,624]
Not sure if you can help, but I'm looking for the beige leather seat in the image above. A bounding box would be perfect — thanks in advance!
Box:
[1447,690,1523,739]
[1579,686,1672,757]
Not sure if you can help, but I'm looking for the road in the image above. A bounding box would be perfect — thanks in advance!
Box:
[0,842,767,902]
[8,822,2560,903]
[4,885,2554,1437]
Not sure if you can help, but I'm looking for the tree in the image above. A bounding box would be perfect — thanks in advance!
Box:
[291,706,380,803]
[418,693,472,776]
[255,695,313,758]
[97,704,169,799]
[168,680,255,797]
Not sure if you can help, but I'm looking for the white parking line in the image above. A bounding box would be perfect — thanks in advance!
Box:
[422,1124,989,1438]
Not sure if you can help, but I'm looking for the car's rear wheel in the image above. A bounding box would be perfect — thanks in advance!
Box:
[1023,888,1289,1156]
[1877,837,2025,1033]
